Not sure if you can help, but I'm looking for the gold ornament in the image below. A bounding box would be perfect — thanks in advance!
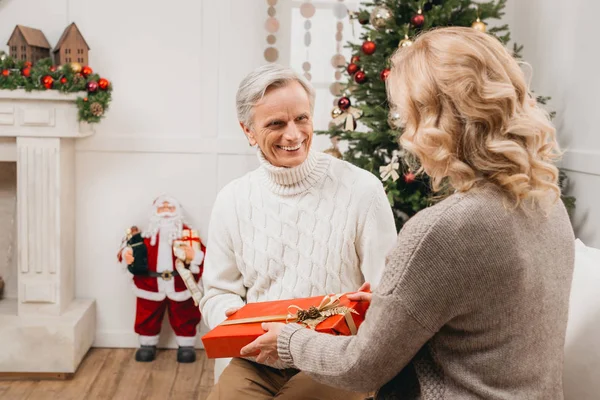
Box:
[388,111,402,129]
[331,106,343,119]
[472,17,486,32]
[369,5,393,30]
[90,102,104,117]
[399,34,413,48]
[70,62,82,73]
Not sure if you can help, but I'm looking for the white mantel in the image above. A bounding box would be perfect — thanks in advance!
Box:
[0,89,96,374]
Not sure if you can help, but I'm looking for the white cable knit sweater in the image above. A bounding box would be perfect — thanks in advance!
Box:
[200,150,398,334]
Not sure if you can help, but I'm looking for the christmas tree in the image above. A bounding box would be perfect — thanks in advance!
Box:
[321,0,574,229]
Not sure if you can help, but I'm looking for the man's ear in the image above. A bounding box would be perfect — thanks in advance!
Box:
[240,121,257,146]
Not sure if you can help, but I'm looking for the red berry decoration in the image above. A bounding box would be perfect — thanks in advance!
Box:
[42,75,54,89]
[351,55,361,64]
[338,97,351,111]
[24,61,32,68]
[404,172,416,184]
[83,97,88,102]
[82,66,93,77]
[380,68,391,81]
[354,71,367,84]
[22,67,31,77]
[2,70,10,77]
[411,11,425,28]
[347,63,359,75]
[86,81,99,93]
[361,40,376,55]
[60,77,68,84]
[50,66,57,72]
[98,78,110,90]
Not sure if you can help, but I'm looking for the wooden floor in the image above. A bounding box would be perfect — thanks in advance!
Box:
[0,348,214,400]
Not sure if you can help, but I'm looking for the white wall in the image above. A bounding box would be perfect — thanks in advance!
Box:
[504,0,600,248]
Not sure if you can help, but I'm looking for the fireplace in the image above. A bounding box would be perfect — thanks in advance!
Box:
[0,89,96,374]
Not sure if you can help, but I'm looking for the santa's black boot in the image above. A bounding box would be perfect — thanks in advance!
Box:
[135,345,157,362]
[177,346,196,363]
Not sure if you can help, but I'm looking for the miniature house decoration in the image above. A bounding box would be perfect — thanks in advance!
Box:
[53,23,90,66]
[6,25,51,64]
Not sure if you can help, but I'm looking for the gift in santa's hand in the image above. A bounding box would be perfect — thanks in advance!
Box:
[201,293,369,359]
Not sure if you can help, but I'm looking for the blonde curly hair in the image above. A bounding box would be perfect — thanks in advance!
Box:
[387,27,561,209]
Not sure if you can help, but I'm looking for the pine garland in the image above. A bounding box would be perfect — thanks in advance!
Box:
[0,52,112,124]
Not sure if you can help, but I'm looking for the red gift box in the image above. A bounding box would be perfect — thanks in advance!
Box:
[201,294,369,359]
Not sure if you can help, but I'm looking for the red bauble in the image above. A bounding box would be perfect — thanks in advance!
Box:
[98,78,110,90]
[42,75,54,89]
[83,97,88,102]
[338,97,351,110]
[82,66,93,77]
[86,81,99,92]
[361,41,376,55]
[60,77,68,84]
[404,172,416,184]
[347,63,359,75]
[2,70,10,77]
[359,17,369,25]
[411,13,425,28]
[22,67,31,77]
[354,71,367,84]
[50,66,57,72]
[351,55,361,64]
[380,68,391,81]
[24,61,32,68]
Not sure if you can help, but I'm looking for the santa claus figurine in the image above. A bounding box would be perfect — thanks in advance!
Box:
[117,195,205,363]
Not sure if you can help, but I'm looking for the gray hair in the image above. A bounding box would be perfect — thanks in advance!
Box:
[236,64,316,128]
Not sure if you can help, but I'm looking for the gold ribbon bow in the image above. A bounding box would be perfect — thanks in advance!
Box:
[219,294,359,334]
[379,157,400,182]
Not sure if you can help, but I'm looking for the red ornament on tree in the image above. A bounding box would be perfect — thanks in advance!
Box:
[22,67,31,77]
[351,55,361,64]
[347,63,359,75]
[24,61,32,68]
[86,81,99,92]
[337,97,351,111]
[42,75,54,89]
[380,68,391,81]
[411,10,425,28]
[82,66,93,77]
[354,71,367,84]
[361,40,376,55]
[50,66,57,72]
[98,78,110,90]
[83,97,88,102]
[2,70,10,77]
[404,172,416,184]
[60,77,68,84]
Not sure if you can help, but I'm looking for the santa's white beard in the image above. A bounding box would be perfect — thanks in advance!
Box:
[144,214,183,246]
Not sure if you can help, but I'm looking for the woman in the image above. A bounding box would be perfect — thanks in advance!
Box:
[201,63,398,399]
[242,27,575,399]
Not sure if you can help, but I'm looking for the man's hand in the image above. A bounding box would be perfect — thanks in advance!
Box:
[181,244,195,263]
[225,307,241,317]
[240,323,286,364]
[124,248,134,264]
[347,282,372,303]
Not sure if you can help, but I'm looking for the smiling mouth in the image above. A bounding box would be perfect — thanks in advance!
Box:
[277,142,303,152]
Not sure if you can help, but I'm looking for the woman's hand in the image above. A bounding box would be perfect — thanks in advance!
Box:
[240,322,286,364]
[347,282,372,303]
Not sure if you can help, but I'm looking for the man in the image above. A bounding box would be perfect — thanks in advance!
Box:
[118,194,205,363]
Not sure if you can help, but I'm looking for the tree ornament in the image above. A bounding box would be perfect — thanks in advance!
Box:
[81,66,93,77]
[60,77,68,84]
[351,55,360,64]
[354,71,367,84]
[24,61,32,68]
[338,96,351,110]
[70,62,82,73]
[404,172,416,184]
[98,78,110,90]
[411,9,425,28]
[347,63,359,75]
[388,111,402,129]
[50,66,56,72]
[380,68,391,81]
[42,75,54,89]
[22,67,31,77]
[369,5,393,30]
[323,136,343,159]
[331,106,344,119]
[83,97,88,102]
[90,102,104,117]
[380,156,400,182]
[86,81,99,92]
[361,40,376,55]
[399,34,414,48]
[2,70,10,77]
[472,17,486,32]
[331,104,362,132]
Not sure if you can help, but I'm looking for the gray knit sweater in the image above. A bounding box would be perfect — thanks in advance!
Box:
[277,185,575,399]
